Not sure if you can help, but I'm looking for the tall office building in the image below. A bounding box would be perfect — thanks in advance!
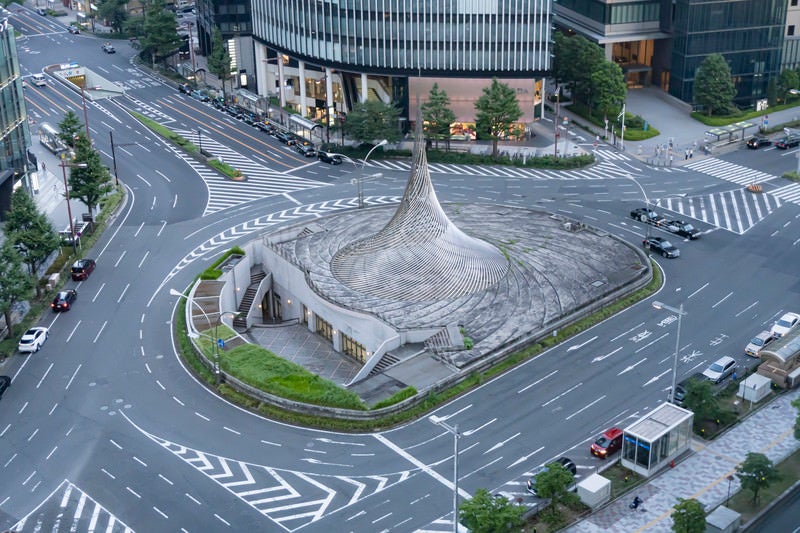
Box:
[249,0,552,131]
[0,16,31,220]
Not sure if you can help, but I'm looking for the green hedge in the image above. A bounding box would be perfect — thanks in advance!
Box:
[200,246,245,280]
[371,386,418,410]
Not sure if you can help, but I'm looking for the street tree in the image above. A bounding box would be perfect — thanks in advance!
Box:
[421,83,456,150]
[344,100,402,144]
[534,461,578,505]
[58,110,84,149]
[0,241,35,339]
[591,61,627,121]
[207,27,232,98]
[694,53,737,116]
[458,488,525,533]
[139,0,182,69]
[792,397,800,440]
[474,78,522,158]
[671,498,706,533]
[552,32,605,106]
[3,189,61,295]
[736,452,780,504]
[69,135,114,217]
[778,69,799,102]
[96,0,128,33]
[682,378,719,424]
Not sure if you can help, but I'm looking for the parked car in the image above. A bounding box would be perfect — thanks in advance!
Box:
[590,427,623,459]
[666,220,701,240]
[178,83,191,94]
[746,135,771,149]
[274,131,296,145]
[18,326,49,353]
[643,236,680,258]
[295,144,317,157]
[102,42,116,53]
[67,25,80,34]
[770,312,800,338]
[702,356,737,384]
[526,457,577,496]
[774,135,800,149]
[318,151,343,165]
[256,122,275,134]
[225,105,243,119]
[673,373,707,407]
[745,330,775,357]
[630,207,666,226]
[36,7,47,15]
[71,258,96,281]
[190,90,209,102]
[51,289,77,312]
[211,97,225,110]
[241,113,258,126]
[0,376,10,399]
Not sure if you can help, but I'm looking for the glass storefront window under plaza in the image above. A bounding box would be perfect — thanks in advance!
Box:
[622,402,693,477]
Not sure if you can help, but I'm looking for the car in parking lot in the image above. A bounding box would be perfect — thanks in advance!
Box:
[666,220,701,240]
[71,258,96,281]
[526,457,577,495]
[101,42,116,53]
[295,144,317,157]
[274,131,297,145]
[630,207,666,226]
[745,330,775,357]
[770,312,800,338]
[775,135,800,149]
[0,376,10,399]
[318,151,343,165]
[643,236,680,258]
[672,373,707,407]
[51,289,77,312]
[746,135,772,149]
[18,327,49,353]
[702,356,737,384]
[590,427,623,459]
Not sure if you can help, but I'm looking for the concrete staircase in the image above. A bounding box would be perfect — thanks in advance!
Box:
[233,268,266,330]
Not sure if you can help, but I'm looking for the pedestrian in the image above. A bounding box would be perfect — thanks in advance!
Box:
[689,149,693,159]
[685,149,689,160]
[670,154,674,166]
[733,370,738,381]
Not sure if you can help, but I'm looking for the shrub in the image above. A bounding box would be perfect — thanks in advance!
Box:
[371,386,418,409]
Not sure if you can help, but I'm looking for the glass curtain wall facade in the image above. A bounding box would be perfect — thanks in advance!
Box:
[0,19,31,220]
[670,0,786,106]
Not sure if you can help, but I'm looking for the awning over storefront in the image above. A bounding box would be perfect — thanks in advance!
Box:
[705,121,754,141]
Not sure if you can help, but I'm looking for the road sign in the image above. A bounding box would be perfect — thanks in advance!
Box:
[217,338,225,349]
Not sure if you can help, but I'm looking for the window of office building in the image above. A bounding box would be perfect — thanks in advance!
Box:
[315,315,334,343]
[340,333,367,363]
[790,25,796,37]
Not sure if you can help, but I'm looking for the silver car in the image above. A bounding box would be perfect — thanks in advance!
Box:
[745,331,774,357]
[702,356,737,384]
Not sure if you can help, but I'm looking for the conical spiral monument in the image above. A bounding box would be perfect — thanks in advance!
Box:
[330,138,510,302]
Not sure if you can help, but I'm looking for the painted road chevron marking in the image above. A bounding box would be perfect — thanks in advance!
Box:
[123,414,414,531]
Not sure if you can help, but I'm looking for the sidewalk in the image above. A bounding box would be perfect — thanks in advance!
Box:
[568,389,800,532]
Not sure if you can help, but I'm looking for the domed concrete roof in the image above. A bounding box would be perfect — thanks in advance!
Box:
[330,143,509,302]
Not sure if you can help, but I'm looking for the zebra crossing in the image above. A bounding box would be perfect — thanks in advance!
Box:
[11,479,133,533]
[653,188,782,234]
[365,159,633,181]
[769,182,800,205]
[684,158,780,186]
[171,129,330,215]
[592,148,631,161]
[121,94,175,125]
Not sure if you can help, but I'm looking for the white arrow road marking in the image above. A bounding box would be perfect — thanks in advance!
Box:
[435,404,473,422]
[643,369,672,387]
[315,437,366,446]
[619,357,648,375]
[508,446,545,469]
[567,336,598,352]
[592,347,622,363]
[484,432,521,455]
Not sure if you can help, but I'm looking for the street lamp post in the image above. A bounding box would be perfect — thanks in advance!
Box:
[79,85,92,144]
[109,131,137,187]
[626,176,652,242]
[198,128,204,155]
[59,159,88,255]
[429,416,460,533]
[652,300,687,404]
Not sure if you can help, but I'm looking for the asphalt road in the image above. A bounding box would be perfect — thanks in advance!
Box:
[3,9,800,532]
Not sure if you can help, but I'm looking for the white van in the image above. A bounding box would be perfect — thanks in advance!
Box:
[31,74,47,87]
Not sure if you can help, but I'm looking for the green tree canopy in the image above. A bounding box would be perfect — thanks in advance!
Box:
[139,0,182,67]
[671,498,706,533]
[778,69,799,102]
[207,27,232,98]
[736,452,780,504]
[96,0,128,33]
[533,461,577,505]
[421,83,456,149]
[694,53,737,116]
[3,189,61,294]
[69,135,114,216]
[458,488,525,533]
[792,397,800,440]
[0,241,35,339]
[344,100,402,144]
[591,61,627,120]
[474,78,522,158]
[552,32,605,106]
[682,378,719,423]
[58,110,84,149]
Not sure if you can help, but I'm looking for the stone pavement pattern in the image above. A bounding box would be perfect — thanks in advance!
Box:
[568,389,800,532]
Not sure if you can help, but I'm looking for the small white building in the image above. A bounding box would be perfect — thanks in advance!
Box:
[621,402,694,477]
[577,473,611,509]
[737,373,772,403]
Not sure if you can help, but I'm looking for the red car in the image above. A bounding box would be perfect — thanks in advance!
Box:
[591,427,623,458]
[71,258,96,281]
[51,289,77,312]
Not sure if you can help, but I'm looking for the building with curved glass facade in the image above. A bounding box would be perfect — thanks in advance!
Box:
[250,0,553,131]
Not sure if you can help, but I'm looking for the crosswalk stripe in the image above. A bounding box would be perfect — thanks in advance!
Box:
[684,158,779,185]
[655,188,782,234]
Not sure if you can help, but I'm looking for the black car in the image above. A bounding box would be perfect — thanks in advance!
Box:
[211,97,225,110]
[274,131,296,145]
[225,105,243,119]
[36,7,46,15]
[673,373,707,407]
[51,289,78,312]
[0,375,10,399]
[178,83,191,94]
[666,220,701,240]
[295,144,317,157]
[318,151,343,165]
[67,25,80,34]
[242,113,258,126]
[746,135,771,149]
[256,122,275,134]
[630,207,666,226]
[526,457,577,496]
[775,135,800,149]
[102,43,116,54]
[643,236,680,258]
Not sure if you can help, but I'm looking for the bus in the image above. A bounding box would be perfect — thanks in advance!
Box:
[38,122,68,154]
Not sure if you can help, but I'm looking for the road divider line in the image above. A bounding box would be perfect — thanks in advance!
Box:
[36,362,53,389]
[93,321,108,343]
[117,284,130,303]
[566,395,607,420]
[65,364,81,390]
[185,493,201,505]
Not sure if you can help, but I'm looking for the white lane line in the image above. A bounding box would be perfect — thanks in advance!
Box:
[159,474,173,485]
[66,320,82,342]
[114,250,126,267]
[186,493,201,505]
[137,251,150,269]
[93,283,105,302]
[126,487,141,498]
[93,321,108,343]
[566,395,607,420]
[117,284,130,303]
[36,363,54,389]
[65,364,81,390]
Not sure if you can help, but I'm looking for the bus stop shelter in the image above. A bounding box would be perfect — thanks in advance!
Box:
[622,402,693,477]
